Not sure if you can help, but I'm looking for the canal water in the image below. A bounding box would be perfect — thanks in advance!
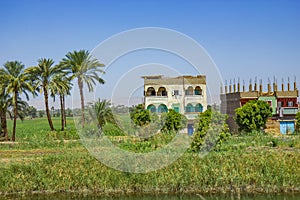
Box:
[2,193,300,200]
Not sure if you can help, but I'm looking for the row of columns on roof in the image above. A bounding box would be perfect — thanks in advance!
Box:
[221,77,298,94]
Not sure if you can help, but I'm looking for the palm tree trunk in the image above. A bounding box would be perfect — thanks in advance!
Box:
[12,92,18,142]
[78,78,85,128]
[60,94,65,131]
[44,86,55,131]
[63,95,67,127]
[1,111,9,141]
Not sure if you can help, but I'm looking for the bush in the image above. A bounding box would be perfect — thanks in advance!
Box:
[191,109,230,152]
[235,100,272,133]
[161,109,187,133]
[102,123,125,136]
[296,112,300,133]
[130,104,151,126]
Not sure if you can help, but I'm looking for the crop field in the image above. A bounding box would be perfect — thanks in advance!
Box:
[0,117,300,196]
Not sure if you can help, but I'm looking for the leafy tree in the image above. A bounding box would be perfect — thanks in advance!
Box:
[27,106,37,118]
[61,50,105,128]
[0,61,34,141]
[130,104,151,126]
[26,58,68,131]
[38,110,44,118]
[161,109,187,132]
[296,112,300,132]
[129,104,161,138]
[191,109,230,152]
[235,100,272,133]
[88,99,118,129]
[66,108,73,117]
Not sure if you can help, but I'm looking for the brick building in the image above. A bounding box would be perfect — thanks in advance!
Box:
[221,79,299,134]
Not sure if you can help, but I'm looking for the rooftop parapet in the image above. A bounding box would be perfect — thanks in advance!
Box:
[222,77,298,98]
[142,75,206,85]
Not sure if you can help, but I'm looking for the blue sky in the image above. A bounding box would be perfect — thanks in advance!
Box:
[0,0,299,108]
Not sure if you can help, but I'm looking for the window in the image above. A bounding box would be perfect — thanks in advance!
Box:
[288,101,294,107]
[185,86,194,95]
[277,101,282,108]
[185,104,194,113]
[146,87,156,96]
[158,104,168,113]
[194,86,202,95]
[173,90,179,96]
[173,107,179,113]
[265,100,272,106]
[195,103,203,112]
[172,104,180,113]
[147,104,156,113]
[157,87,167,96]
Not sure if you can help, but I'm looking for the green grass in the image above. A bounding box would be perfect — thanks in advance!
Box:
[2,117,79,150]
[1,117,300,196]
[6,117,76,138]
[0,146,299,195]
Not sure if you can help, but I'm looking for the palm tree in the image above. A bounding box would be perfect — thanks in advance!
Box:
[50,75,72,131]
[0,91,10,141]
[89,99,118,129]
[0,61,34,141]
[0,93,29,141]
[26,58,68,131]
[61,50,105,128]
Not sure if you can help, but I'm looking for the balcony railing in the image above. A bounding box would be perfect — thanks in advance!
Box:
[145,96,168,102]
[185,95,203,101]
[185,113,199,120]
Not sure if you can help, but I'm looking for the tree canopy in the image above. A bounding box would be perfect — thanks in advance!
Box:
[130,104,152,127]
[191,108,230,152]
[161,109,187,132]
[235,100,272,133]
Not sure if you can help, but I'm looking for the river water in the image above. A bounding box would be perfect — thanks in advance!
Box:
[2,193,300,200]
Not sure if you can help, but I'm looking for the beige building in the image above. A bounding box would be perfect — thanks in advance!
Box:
[142,75,207,134]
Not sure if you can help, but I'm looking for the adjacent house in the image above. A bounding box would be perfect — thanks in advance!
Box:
[142,75,207,135]
[220,79,299,134]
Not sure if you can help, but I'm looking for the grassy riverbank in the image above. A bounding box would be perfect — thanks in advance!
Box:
[0,118,300,196]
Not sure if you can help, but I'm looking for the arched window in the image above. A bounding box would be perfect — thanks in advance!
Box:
[147,104,156,113]
[158,104,168,113]
[172,103,180,113]
[185,86,194,95]
[194,86,202,95]
[146,87,156,96]
[185,103,194,113]
[157,87,167,96]
[195,103,203,112]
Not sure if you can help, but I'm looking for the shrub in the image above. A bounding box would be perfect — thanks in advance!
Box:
[130,104,151,126]
[161,109,187,132]
[102,123,125,136]
[191,109,230,152]
[235,100,272,133]
[296,112,300,133]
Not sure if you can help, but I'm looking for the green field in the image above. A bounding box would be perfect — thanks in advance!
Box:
[0,118,300,196]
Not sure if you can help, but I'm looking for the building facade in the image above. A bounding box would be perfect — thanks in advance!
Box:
[142,75,207,134]
[221,80,299,134]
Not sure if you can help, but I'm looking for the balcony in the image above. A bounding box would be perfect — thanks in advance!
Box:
[145,96,168,104]
[185,95,204,102]
[185,113,199,120]
[145,96,167,100]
